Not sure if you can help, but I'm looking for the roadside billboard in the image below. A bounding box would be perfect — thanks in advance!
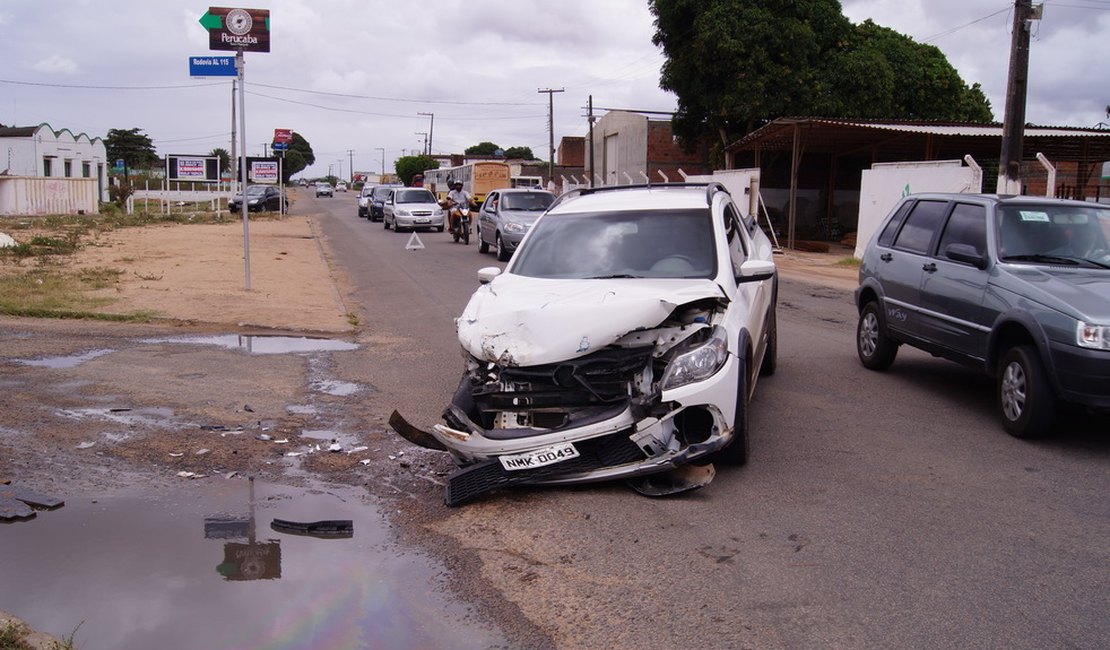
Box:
[167,155,220,182]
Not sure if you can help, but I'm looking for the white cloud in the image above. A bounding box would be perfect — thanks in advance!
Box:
[31,55,77,74]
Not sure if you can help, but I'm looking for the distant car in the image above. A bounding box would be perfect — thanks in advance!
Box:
[388,182,778,505]
[855,193,1110,438]
[336,182,348,192]
[477,188,556,261]
[228,185,286,213]
[315,182,333,198]
[357,186,375,218]
[369,184,401,222]
[382,187,445,232]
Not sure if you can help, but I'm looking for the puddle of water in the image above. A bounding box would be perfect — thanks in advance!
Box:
[0,479,506,649]
[313,379,361,397]
[298,429,364,451]
[54,406,178,429]
[286,405,318,416]
[142,335,359,355]
[13,348,115,369]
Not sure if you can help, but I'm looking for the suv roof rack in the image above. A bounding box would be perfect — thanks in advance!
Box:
[548,181,731,211]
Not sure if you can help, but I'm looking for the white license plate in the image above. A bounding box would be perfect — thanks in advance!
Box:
[499,442,579,471]
[414,218,430,224]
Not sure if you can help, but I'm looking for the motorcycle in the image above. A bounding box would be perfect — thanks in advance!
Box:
[450,204,471,245]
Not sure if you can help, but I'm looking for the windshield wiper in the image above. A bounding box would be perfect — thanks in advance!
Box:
[587,274,642,279]
[1001,254,1080,265]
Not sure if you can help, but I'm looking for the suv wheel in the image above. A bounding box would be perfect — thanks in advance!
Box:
[856,301,898,370]
[715,361,750,465]
[998,345,1055,438]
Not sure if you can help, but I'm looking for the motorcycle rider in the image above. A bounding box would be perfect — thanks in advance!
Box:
[446,180,472,233]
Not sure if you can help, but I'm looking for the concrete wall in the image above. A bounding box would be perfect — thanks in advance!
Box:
[0,123,109,205]
[0,177,101,216]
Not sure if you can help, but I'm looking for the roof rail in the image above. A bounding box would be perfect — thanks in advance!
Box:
[547,181,729,211]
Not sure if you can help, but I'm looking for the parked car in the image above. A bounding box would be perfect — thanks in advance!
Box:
[477,188,556,261]
[382,187,445,232]
[228,185,286,213]
[357,186,375,218]
[315,182,333,198]
[389,183,778,505]
[336,181,348,192]
[368,184,401,221]
[855,193,1110,438]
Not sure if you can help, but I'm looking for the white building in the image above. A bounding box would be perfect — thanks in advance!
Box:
[0,123,109,215]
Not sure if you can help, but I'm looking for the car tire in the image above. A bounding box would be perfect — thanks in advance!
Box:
[856,301,898,370]
[998,345,1055,438]
[496,233,511,262]
[383,217,390,230]
[759,303,777,377]
[716,360,750,465]
[478,226,490,254]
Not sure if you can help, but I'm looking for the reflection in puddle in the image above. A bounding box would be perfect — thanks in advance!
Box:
[142,335,359,355]
[13,349,115,368]
[54,406,178,429]
[0,479,506,649]
[313,379,361,397]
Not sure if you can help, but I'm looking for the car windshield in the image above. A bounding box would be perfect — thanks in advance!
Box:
[396,189,435,203]
[245,186,267,196]
[502,192,554,212]
[511,209,717,279]
[997,203,1110,267]
[372,186,394,200]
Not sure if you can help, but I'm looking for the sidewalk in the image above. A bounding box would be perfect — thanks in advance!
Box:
[773,243,860,292]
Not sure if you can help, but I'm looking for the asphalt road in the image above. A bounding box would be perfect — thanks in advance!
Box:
[309,191,1110,649]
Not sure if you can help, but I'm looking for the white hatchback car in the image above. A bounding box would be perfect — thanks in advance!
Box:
[390,183,778,505]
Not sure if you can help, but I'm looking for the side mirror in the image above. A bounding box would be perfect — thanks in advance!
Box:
[736,259,776,284]
[477,266,502,285]
[944,243,988,269]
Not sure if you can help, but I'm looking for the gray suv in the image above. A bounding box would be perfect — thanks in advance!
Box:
[855,193,1110,438]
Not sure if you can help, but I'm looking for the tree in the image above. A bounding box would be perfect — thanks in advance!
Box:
[649,0,992,150]
[465,141,501,156]
[105,127,159,182]
[280,132,315,183]
[503,146,536,160]
[395,155,439,186]
[210,147,230,173]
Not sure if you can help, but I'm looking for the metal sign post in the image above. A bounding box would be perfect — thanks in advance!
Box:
[199,6,271,291]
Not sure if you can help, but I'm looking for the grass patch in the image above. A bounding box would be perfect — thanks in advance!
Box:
[0,618,78,650]
[0,267,158,321]
[835,256,861,267]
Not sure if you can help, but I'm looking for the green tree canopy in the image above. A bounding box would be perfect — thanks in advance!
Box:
[465,141,501,156]
[649,0,993,149]
[105,127,158,182]
[503,146,536,160]
[395,155,439,186]
[280,132,315,183]
[209,147,230,173]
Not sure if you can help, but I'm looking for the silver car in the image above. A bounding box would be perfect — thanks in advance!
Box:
[476,189,556,261]
[382,187,445,232]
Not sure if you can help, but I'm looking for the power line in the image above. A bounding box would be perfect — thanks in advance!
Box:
[0,78,226,90]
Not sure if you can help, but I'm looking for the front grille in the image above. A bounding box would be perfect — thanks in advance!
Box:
[444,430,646,506]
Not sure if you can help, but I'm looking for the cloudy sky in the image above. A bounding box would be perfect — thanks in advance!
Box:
[2,1,1108,179]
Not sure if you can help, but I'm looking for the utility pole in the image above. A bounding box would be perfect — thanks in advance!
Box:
[587,95,596,187]
[346,149,354,182]
[538,87,564,181]
[230,80,237,194]
[415,133,428,156]
[997,0,1037,194]
[375,147,385,176]
[418,112,434,154]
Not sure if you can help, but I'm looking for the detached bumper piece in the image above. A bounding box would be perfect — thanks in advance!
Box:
[270,519,353,539]
[446,430,646,506]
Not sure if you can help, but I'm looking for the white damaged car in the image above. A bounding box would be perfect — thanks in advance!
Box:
[390,183,778,505]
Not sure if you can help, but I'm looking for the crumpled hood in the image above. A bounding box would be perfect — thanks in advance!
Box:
[457,273,726,367]
[998,266,1110,322]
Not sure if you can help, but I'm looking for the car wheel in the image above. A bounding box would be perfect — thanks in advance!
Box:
[998,345,1055,438]
[759,304,777,377]
[856,301,898,370]
[496,233,511,262]
[478,226,490,254]
[716,360,750,465]
[383,216,390,230]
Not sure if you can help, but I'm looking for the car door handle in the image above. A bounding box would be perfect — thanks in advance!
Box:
[880,253,893,262]
[922,262,937,273]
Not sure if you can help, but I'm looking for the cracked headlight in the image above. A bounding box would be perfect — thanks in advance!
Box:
[660,326,729,390]
[1077,321,1110,350]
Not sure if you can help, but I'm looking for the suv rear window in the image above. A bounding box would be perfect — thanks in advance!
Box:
[893,200,948,254]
